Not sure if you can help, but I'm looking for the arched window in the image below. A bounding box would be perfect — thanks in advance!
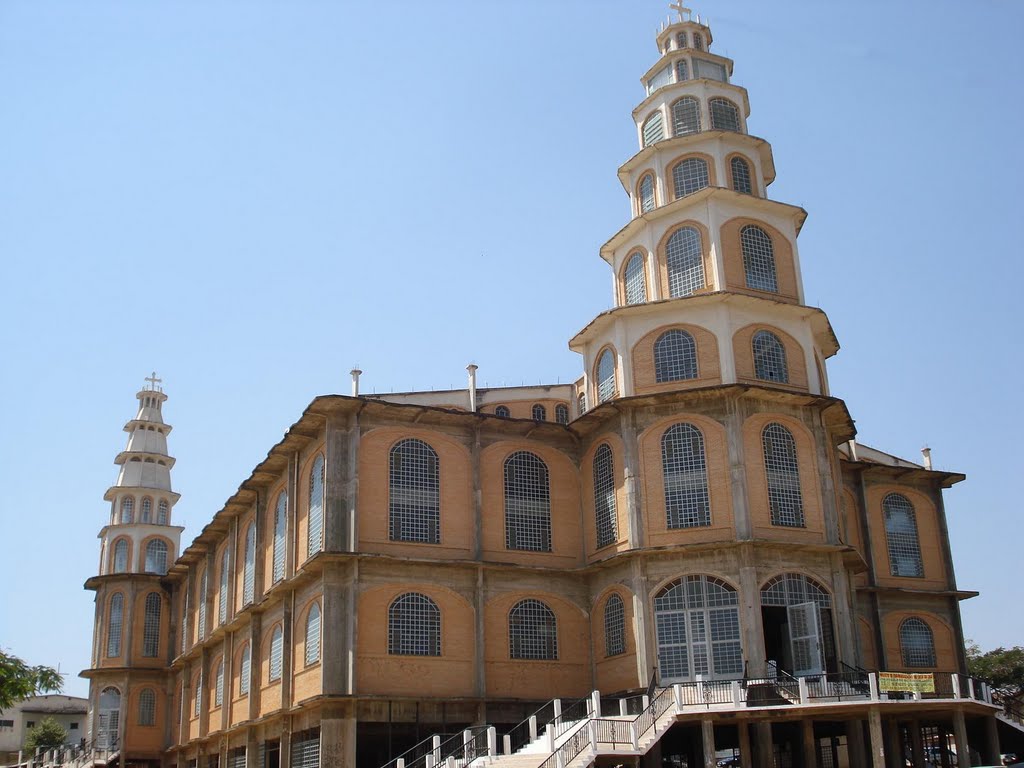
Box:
[214,659,224,707]
[761,573,831,608]
[142,593,161,657]
[504,451,551,552]
[675,59,689,81]
[138,688,155,726]
[145,539,168,575]
[555,404,569,425]
[730,156,753,194]
[676,32,688,48]
[654,330,698,382]
[239,644,251,695]
[218,548,229,625]
[120,497,134,524]
[593,444,618,549]
[884,493,924,577]
[596,349,616,403]
[752,330,789,383]
[654,576,741,681]
[242,523,256,605]
[107,593,124,657]
[532,404,546,421]
[509,599,557,660]
[899,618,936,667]
[642,111,665,146]
[762,423,803,527]
[197,567,208,641]
[624,252,647,305]
[760,573,835,674]
[639,174,655,214]
[741,225,778,292]
[693,32,704,50]
[140,498,152,524]
[604,594,625,657]
[662,423,710,528]
[305,603,321,665]
[113,540,129,573]
[665,226,705,298]
[193,671,202,717]
[494,405,510,418]
[577,392,587,416]
[671,97,700,136]
[389,438,440,544]
[272,491,287,583]
[709,98,741,132]
[672,157,709,198]
[388,593,441,656]
[308,454,325,558]
[269,626,283,681]
[97,688,120,750]
[157,500,169,525]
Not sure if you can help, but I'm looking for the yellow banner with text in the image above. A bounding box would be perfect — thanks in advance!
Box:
[878,672,935,693]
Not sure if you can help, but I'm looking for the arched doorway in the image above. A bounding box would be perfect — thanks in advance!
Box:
[654,575,743,683]
[96,687,121,750]
[760,574,836,676]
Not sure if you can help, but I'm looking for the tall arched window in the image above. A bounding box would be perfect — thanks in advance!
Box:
[693,32,704,50]
[596,349,616,403]
[532,404,547,421]
[672,157,709,198]
[157,500,169,525]
[662,423,710,528]
[145,540,168,575]
[899,618,936,667]
[762,423,803,527]
[676,32,688,48]
[305,603,321,665]
[242,523,256,605]
[642,111,665,146]
[218,548,229,625]
[752,330,789,383]
[577,393,587,416]
[120,497,134,524]
[138,689,156,726]
[666,226,705,298]
[113,540,129,573]
[140,498,152,524]
[671,97,700,136]
[730,156,753,194]
[741,225,778,292]
[107,593,124,657]
[654,330,698,382]
[388,593,441,656]
[624,252,647,305]
[193,671,202,717]
[504,452,551,552]
[308,454,325,558]
[389,439,440,544]
[239,644,251,695]
[675,60,688,81]
[214,659,224,707]
[509,599,557,660]
[142,593,161,657]
[593,444,618,549]
[97,688,120,750]
[654,576,741,681]
[495,405,510,418]
[197,567,208,642]
[555,404,569,425]
[272,491,287,583]
[884,493,924,577]
[269,626,284,681]
[604,594,625,657]
[639,174,655,213]
[709,98,741,132]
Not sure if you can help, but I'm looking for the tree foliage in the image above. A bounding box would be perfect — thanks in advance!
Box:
[967,642,1024,701]
[24,717,68,752]
[0,650,63,711]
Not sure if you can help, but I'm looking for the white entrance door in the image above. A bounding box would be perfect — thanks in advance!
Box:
[787,601,823,676]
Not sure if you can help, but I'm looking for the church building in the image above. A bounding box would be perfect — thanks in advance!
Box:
[80,9,1013,768]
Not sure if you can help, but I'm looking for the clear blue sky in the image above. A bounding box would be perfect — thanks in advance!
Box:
[1,1,1021,697]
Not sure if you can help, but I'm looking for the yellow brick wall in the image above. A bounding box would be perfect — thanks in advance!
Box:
[592,587,640,694]
[631,322,722,395]
[733,324,809,391]
[483,399,571,421]
[124,686,165,752]
[882,610,958,672]
[129,589,170,667]
[865,485,947,589]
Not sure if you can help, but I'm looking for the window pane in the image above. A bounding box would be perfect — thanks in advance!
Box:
[388,593,441,656]
[753,330,789,383]
[593,444,618,549]
[741,225,778,292]
[762,424,804,527]
[672,158,709,199]
[654,330,698,382]
[308,455,325,558]
[639,175,656,213]
[900,618,936,667]
[884,493,924,577]
[509,599,557,660]
[662,424,711,528]
[730,157,753,194]
[643,111,665,146]
[709,98,741,131]
[272,492,287,583]
[625,253,647,305]
[671,98,701,136]
[389,439,440,544]
[597,350,616,403]
[604,594,625,656]
[665,226,705,298]
[504,452,552,552]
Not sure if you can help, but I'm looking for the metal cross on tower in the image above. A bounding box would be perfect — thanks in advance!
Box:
[145,371,162,391]
[669,1,693,21]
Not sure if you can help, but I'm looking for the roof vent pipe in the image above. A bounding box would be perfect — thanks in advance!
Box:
[467,364,478,412]
[921,446,932,471]
[350,368,362,397]
[847,440,858,462]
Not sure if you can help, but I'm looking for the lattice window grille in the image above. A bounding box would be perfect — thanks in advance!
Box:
[107,594,123,657]
[664,225,706,293]
[555,404,569,425]
[121,497,134,524]
[239,645,251,695]
[219,548,229,625]
[731,156,753,194]
[639,175,655,214]
[654,576,741,680]
[593,444,618,548]
[269,627,283,681]
[495,405,510,418]
[143,593,161,657]
[389,439,440,544]
[624,253,647,305]
[760,574,831,607]
[388,593,441,656]
[642,111,665,146]
[157,500,169,525]
[532,404,546,421]
[675,59,689,82]
[884,493,924,577]
[900,618,936,667]
[193,672,202,717]
[762,424,804,527]
[305,603,321,665]
[753,330,789,383]
[577,393,587,416]
[504,451,552,552]
[654,330,698,382]
[138,689,155,726]
[145,540,168,574]
[671,98,701,136]
[509,599,558,660]
[694,59,726,82]
[673,157,709,199]
[661,423,711,529]
[180,591,189,654]
[676,32,688,48]
[741,225,778,292]
[141,498,152,523]
[272,492,287,583]
[291,730,321,768]
[308,454,325,558]
[693,33,704,50]
[215,661,224,707]
[709,98,741,132]
[243,524,255,605]
[604,594,625,656]
[113,540,128,573]
[597,350,616,403]
[197,568,208,641]
[229,749,246,768]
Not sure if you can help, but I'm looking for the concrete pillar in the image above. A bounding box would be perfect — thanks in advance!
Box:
[738,558,766,675]
[801,719,816,768]
[245,727,258,768]
[984,715,1001,766]
[324,412,357,553]
[952,710,972,768]
[754,723,773,768]
[321,563,350,696]
[884,719,902,768]
[910,719,925,768]
[845,720,866,768]
[702,720,716,768]
[737,721,753,768]
[868,709,886,768]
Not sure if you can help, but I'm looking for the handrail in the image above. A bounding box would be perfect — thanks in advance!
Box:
[403,727,490,768]
[502,698,556,755]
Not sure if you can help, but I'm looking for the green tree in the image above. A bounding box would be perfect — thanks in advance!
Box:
[967,642,1024,701]
[0,650,63,711]
[24,717,68,753]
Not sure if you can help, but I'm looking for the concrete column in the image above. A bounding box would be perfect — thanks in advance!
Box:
[884,719,902,768]
[286,451,298,579]
[245,727,258,768]
[320,712,356,768]
[620,411,644,548]
[983,715,1001,765]
[726,399,752,540]
[475,567,486,701]
[910,720,925,768]
[952,710,972,768]
[845,720,866,768]
[322,563,350,696]
[324,411,358,553]
[252,492,267,606]
[801,719,816,768]
[630,558,652,686]
[702,720,716,768]
[754,723,773,768]
[738,548,766,676]
[123,582,138,666]
[280,725,292,768]
[470,425,482,560]
[247,614,262,722]
[281,592,294,709]
[868,708,886,768]
[737,721,753,768]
